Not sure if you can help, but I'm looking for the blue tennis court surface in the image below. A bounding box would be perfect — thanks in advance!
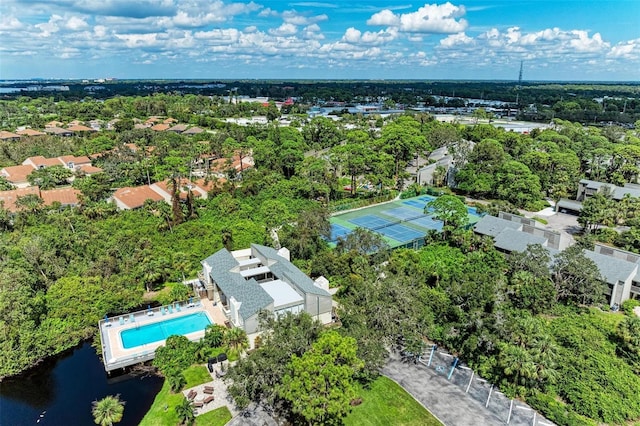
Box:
[378,224,425,242]
[330,224,352,241]
[350,215,394,230]
[408,216,443,231]
[382,207,424,221]
[402,199,426,209]
[418,195,436,202]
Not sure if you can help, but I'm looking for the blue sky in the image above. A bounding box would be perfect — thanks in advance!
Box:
[0,0,638,81]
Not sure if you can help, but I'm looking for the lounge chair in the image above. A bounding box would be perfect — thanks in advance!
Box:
[168,306,174,314]
[203,395,214,404]
[119,316,124,325]
[176,303,182,312]
[161,307,166,316]
[129,313,135,323]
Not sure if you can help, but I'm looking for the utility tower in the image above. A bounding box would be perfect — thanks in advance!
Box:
[518,60,523,89]
[515,60,523,107]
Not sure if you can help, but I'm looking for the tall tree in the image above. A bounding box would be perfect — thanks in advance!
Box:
[278,331,364,426]
[425,195,469,240]
[552,245,606,305]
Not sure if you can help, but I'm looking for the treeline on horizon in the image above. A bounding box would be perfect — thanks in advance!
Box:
[1,80,639,125]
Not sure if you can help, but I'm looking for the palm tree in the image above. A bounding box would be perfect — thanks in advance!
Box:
[92,394,125,426]
[224,327,249,355]
[166,370,186,393]
[175,397,195,426]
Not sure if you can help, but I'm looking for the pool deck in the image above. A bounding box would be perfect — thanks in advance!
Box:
[99,298,228,372]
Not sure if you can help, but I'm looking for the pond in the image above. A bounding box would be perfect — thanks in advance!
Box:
[0,343,163,426]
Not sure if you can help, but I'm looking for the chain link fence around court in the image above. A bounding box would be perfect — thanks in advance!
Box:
[415,346,555,426]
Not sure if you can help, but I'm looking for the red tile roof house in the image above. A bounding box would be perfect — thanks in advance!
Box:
[43,127,74,137]
[182,126,204,135]
[16,128,46,137]
[40,187,81,208]
[22,156,68,169]
[0,130,21,141]
[145,116,163,125]
[210,152,255,176]
[150,123,170,132]
[76,164,103,175]
[45,120,64,128]
[111,186,164,210]
[149,179,208,202]
[167,124,188,133]
[1,165,38,188]
[0,187,40,211]
[0,187,80,212]
[66,124,96,133]
[57,155,92,170]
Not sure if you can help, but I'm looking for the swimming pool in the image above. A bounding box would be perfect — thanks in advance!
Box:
[120,312,211,349]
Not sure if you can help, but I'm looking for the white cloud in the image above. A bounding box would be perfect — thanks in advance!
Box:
[115,33,159,48]
[608,38,640,60]
[65,16,89,31]
[440,32,473,48]
[93,25,108,38]
[368,2,467,34]
[269,23,298,36]
[342,27,398,45]
[302,24,324,40]
[367,10,400,27]
[0,15,23,31]
[569,31,608,53]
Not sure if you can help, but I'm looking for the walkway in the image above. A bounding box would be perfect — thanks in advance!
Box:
[182,362,239,418]
[382,350,555,426]
[383,352,499,426]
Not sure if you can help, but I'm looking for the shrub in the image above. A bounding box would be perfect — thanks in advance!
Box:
[593,227,618,244]
[526,390,597,426]
[621,299,640,317]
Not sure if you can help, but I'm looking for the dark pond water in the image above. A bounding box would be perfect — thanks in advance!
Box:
[0,343,163,426]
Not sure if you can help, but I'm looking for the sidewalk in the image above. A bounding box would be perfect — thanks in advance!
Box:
[382,352,500,426]
[181,363,239,418]
[382,350,554,426]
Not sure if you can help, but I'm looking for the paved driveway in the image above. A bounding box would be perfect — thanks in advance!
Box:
[382,352,509,426]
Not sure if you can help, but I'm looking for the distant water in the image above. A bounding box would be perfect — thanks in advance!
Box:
[0,343,163,426]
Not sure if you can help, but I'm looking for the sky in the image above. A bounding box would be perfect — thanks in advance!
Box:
[0,0,639,81]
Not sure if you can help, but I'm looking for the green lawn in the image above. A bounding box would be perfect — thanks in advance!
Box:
[344,376,442,426]
[139,380,183,426]
[140,365,214,426]
[196,407,232,425]
[183,365,211,388]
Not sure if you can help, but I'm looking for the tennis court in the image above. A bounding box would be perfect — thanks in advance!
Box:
[377,224,425,242]
[350,215,394,230]
[329,194,482,248]
[408,216,444,231]
[330,223,352,241]
[381,207,425,221]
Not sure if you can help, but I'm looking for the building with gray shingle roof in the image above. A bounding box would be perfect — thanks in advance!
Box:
[201,244,333,347]
[474,212,640,307]
[473,215,523,238]
[577,179,640,201]
[494,228,547,253]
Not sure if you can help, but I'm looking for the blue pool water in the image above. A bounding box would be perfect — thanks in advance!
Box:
[121,312,211,349]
